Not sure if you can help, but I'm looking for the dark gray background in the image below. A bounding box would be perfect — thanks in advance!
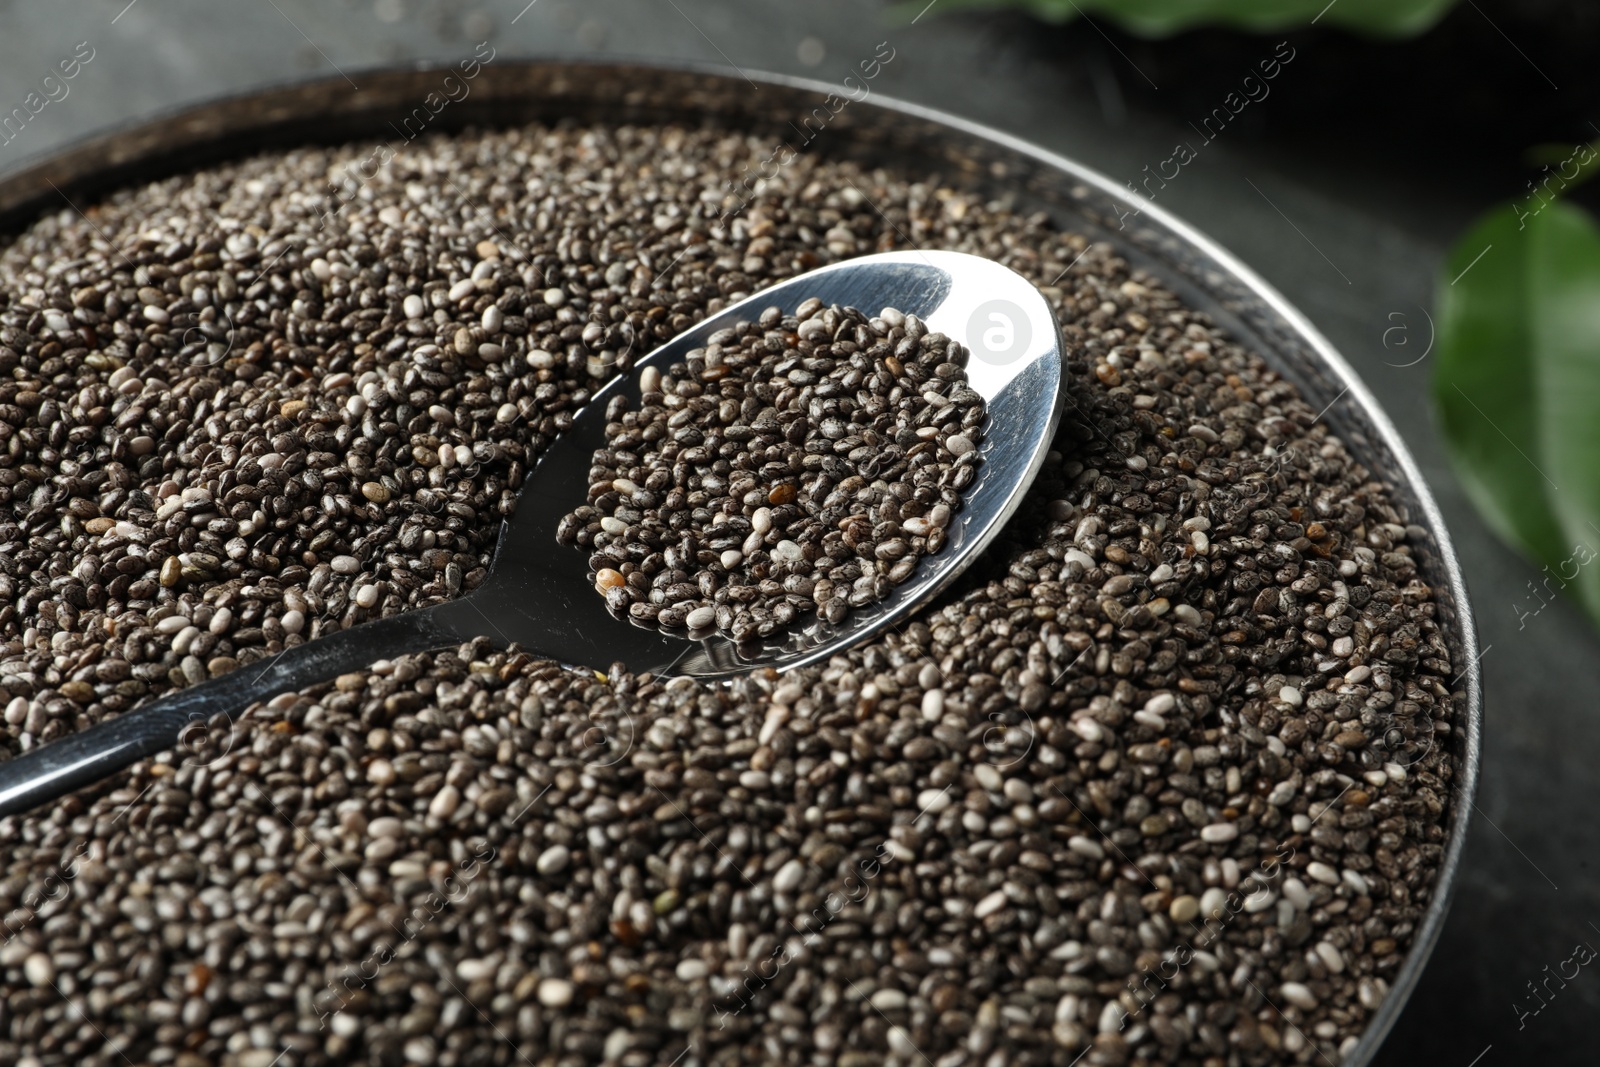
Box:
[0,1,1592,1062]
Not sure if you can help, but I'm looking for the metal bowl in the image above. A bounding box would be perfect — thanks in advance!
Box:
[0,60,1480,1065]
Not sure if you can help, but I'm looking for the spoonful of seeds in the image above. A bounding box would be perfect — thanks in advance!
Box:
[560,300,989,649]
[0,250,1062,817]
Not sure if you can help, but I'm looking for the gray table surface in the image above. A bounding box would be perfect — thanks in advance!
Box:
[0,2,1592,1063]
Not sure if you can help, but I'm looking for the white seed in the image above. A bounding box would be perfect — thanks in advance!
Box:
[1280,982,1317,1010]
[974,890,1008,919]
[1307,861,1340,886]
[1067,836,1104,861]
[537,978,574,1007]
[1048,941,1083,961]
[870,989,908,1011]
[773,859,805,893]
[170,625,200,655]
[887,1027,918,1057]
[1315,941,1346,974]
[23,953,53,987]
[456,958,496,981]
[428,785,460,820]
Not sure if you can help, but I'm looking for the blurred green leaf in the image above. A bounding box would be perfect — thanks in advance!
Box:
[909,0,1458,37]
[1521,140,1600,196]
[1434,201,1600,625]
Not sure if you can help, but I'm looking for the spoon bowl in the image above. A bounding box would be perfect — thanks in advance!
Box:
[501,250,1065,677]
[0,249,1062,818]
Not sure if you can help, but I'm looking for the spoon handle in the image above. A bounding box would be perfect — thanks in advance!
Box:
[0,600,482,819]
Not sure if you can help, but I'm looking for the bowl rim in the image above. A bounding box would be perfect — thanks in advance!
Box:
[0,57,1481,1065]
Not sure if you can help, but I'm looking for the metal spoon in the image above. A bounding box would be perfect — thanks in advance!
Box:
[0,250,1063,818]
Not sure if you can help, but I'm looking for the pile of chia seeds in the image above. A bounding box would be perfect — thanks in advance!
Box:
[559,300,984,643]
[0,121,1460,1067]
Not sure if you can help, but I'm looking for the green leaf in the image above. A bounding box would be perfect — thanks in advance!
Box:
[1521,140,1600,196]
[1434,200,1600,625]
[904,0,1458,37]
